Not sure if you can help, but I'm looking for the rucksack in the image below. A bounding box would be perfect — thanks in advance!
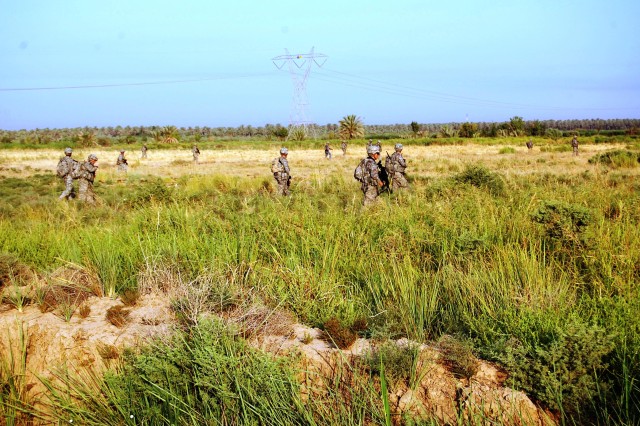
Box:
[56,158,69,178]
[354,158,367,182]
[271,157,284,173]
[384,154,395,175]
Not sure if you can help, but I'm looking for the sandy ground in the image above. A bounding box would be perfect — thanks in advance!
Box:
[0,143,634,182]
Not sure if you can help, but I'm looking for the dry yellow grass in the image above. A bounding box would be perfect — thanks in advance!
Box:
[0,143,634,182]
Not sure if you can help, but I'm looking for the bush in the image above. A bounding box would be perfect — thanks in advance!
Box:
[498,147,516,154]
[588,150,640,168]
[497,321,615,416]
[453,164,505,196]
[531,200,592,244]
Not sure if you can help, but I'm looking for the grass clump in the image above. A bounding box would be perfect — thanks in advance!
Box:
[436,335,478,380]
[323,316,367,349]
[105,305,130,328]
[588,150,640,168]
[453,164,505,196]
[41,319,309,425]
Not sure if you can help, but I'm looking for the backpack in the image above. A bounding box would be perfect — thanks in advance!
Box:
[384,154,395,175]
[56,158,69,177]
[354,158,367,182]
[271,157,284,173]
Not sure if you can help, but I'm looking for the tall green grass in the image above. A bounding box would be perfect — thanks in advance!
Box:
[0,162,638,424]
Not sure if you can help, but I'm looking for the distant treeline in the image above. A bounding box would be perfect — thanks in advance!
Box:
[1,118,639,145]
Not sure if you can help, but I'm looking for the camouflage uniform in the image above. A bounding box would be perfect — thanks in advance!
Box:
[193,145,201,163]
[141,145,148,159]
[526,140,533,150]
[341,141,347,155]
[389,144,409,192]
[58,148,78,200]
[116,151,128,172]
[77,154,98,204]
[273,147,291,196]
[324,143,333,160]
[571,137,579,156]
[361,145,383,206]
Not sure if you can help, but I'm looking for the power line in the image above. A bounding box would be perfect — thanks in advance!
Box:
[0,72,277,92]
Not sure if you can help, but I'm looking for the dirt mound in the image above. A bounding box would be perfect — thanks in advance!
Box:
[0,294,556,425]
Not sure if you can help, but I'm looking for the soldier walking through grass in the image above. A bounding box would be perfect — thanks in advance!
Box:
[77,154,98,204]
[571,136,579,156]
[192,145,200,163]
[526,139,533,151]
[57,147,78,200]
[388,143,409,192]
[341,140,347,155]
[271,147,291,196]
[116,150,128,172]
[141,144,148,159]
[355,144,384,206]
[324,142,333,160]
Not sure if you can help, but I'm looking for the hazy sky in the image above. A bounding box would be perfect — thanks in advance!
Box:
[1,0,639,130]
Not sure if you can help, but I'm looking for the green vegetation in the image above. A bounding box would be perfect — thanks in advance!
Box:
[0,142,639,425]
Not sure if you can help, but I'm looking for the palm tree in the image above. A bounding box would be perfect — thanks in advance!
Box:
[338,115,364,140]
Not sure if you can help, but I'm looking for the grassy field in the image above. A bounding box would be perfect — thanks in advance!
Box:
[1,136,639,424]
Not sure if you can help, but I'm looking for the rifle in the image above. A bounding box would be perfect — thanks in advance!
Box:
[377,159,390,194]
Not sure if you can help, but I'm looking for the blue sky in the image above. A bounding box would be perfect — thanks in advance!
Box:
[1,0,639,130]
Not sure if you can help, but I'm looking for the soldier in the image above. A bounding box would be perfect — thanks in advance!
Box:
[57,147,79,200]
[571,136,579,156]
[141,144,148,159]
[192,145,201,163]
[324,142,333,160]
[526,139,533,151]
[341,140,347,155]
[116,150,128,172]
[272,147,291,196]
[388,143,409,192]
[77,154,99,204]
[358,144,384,206]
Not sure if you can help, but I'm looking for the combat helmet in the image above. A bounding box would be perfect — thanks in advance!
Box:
[367,145,380,155]
[394,143,403,151]
[64,147,72,155]
[280,147,289,155]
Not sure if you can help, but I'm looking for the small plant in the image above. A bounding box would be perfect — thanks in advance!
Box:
[301,331,313,344]
[78,303,91,318]
[498,146,516,154]
[58,301,76,322]
[120,288,140,306]
[436,335,478,380]
[97,343,120,360]
[106,305,130,328]
[322,316,367,349]
[363,340,420,387]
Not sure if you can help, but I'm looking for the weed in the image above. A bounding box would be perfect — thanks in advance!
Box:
[78,302,91,318]
[105,305,130,328]
[436,335,478,380]
[96,343,120,360]
[453,164,505,196]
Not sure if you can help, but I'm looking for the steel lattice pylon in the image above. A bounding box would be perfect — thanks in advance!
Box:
[272,47,327,140]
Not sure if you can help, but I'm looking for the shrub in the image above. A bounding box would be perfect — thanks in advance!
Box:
[588,150,640,168]
[322,316,367,349]
[497,321,615,416]
[363,340,420,387]
[453,164,505,196]
[436,335,478,380]
[498,146,516,154]
[531,200,592,244]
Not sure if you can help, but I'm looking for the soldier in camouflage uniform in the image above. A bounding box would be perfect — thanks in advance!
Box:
[324,142,333,160]
[389,143,409,192]
[77,154,99,204]
[141,144,148,159]
[361,145,384,206]
[273,147,291,196]
[58,147,78,200]
[192,145,201,163]
[571,136,579,156]
[341,140,347,155]
[116,150,128,172]
[526,139,533,151]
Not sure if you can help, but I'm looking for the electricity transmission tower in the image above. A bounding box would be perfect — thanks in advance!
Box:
[272,47,327,140]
